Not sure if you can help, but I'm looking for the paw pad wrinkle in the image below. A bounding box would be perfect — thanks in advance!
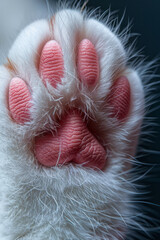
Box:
[77,39,99,86]
[34,110,106,169]
[9,77,32,124]
[108,76,131,120]
[39,40,64,88]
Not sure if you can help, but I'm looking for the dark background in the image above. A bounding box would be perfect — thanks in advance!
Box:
[85,1,160,239]
[51,0,160,239]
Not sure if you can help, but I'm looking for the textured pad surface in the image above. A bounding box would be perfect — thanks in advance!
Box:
[34,110,106,169]
[77,39,99,86]
[39,40,64,88]
[9,77,32,124]
[108,76,131,120]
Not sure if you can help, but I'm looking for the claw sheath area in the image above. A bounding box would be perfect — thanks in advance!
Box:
[9,77,32,124]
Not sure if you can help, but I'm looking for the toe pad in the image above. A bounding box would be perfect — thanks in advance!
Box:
[39,40,64,88]
[9,77,32,124]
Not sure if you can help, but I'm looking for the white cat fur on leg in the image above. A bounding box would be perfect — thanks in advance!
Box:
[0,8,144,240]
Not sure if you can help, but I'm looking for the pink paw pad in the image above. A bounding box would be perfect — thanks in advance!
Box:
[108,76,131,120]
[77,39,99,86]
[9,77,32,124]
[39,40,64,88]
[34,110,106,169]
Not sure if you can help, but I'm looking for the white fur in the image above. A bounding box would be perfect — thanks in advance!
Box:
[0,8,145,240]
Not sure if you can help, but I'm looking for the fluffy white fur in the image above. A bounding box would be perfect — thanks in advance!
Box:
[0,8,145,240]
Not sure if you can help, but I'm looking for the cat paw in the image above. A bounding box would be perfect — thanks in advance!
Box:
[0,9,145,239]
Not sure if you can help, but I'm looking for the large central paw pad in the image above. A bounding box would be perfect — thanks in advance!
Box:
[35,110,106,169]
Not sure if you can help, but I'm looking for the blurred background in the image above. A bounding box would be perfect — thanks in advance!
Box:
[0,0,159,239]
